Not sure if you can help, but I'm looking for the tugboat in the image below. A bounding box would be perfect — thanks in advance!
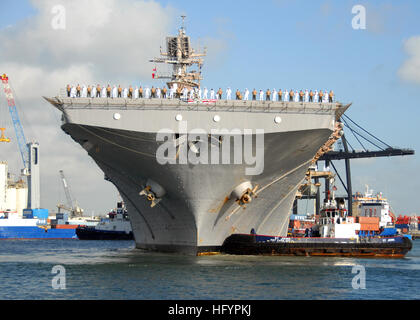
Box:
[222,187,412,258]
[76,202,133,240]
[310,197,360,238]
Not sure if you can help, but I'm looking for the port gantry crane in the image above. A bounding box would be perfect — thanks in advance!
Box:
[57,170,83,218]
[297,113,415,216]
[1,74,29,170]
[0,73,41,209]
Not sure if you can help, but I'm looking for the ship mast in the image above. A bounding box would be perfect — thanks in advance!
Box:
[150,16,206,90]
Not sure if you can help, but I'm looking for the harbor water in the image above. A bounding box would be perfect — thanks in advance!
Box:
[0,239,419,300]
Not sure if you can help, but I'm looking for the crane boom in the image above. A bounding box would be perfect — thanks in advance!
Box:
[1,74,41,209]
[59,170,83,217]
[59,170,74,209]
[1,74,29,170]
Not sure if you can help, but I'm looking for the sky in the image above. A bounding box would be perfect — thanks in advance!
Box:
[0,0,419,216]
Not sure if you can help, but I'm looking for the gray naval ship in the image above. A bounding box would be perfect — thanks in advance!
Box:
[45,19,349,255]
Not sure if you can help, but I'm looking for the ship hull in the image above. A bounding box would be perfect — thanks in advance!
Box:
[46,97,347,254]
[61,126,332,254]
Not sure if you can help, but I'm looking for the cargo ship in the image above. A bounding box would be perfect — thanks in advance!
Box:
[45,18,350,255]
[76,202,133,240]
[353,186,394,229]
[0,209,78,239]
[0,160,77,239]
[352,186,420,237]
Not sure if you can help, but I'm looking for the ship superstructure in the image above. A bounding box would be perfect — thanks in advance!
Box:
[353,186,394,228]
[45,19,350,254]
[150,15,206,91]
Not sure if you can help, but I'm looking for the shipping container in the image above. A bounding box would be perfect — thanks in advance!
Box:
[359,223,379,231]
[22,212,33,219]
[55,213,69,221]
[32,209,49,220]
[56,213,64,220]
[357,216,380,224]
[55,224,78,229]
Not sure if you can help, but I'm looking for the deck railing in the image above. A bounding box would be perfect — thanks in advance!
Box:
[52,95,345,116]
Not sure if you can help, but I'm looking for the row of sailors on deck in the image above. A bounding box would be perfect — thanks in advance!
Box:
[66,85,335,103]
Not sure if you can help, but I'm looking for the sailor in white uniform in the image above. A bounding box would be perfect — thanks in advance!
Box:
[304,89,309,102]
[210,88,215,100]
[81,86,87,98]
[226,87,232,100]
[134,86,139,99]
[272,89,277,101]
[244,88,249,101]
[198,87,202,100]
[122,88,127,98]
[156,87,161,99]
[323,90,328,103]
[314,90,319,103]
[145,86,151,99]
[111,86,116,98]
[91,86,97,98]
[70,86,76,98]
[100,86,106,98]
[172,83,178,99]
[259,90,264,101]
[203,87,208,99]
[182,87,188,99]
[284,90,289,102]
[294,90,299,102]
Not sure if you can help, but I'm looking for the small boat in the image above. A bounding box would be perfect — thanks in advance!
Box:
[76,202,133,240]
[221,189,412,258]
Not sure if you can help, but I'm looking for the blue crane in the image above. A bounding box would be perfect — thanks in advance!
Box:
[1,73,29,172]
[1,73,41,210]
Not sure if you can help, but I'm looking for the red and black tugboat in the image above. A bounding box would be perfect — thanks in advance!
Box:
[221,193,412,258]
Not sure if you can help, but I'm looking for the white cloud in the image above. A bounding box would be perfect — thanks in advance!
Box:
[0,0,177,215]
[0,0,176,82]
[0,62,95,102]
[398,36,420,85]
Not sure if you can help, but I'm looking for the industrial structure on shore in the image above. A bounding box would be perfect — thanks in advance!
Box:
[0,161,27,217]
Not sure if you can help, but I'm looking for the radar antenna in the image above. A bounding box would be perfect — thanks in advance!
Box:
[150,16,207,91]
[181,15,186,31]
